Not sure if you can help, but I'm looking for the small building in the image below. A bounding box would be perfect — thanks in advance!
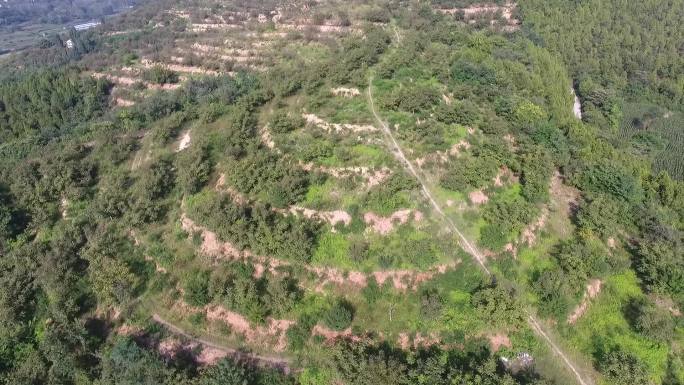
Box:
[65,39,74,49]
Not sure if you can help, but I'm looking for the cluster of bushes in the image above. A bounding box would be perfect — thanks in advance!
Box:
[226,151,310,207]
[99,337,293,385]
[186,191,320,263]
[440,154,499,192]
[363,173,419,215]
[327,339,553,385]
[142,65,179,85]
[532,238,613,318]
[269,110,305,134]
[0,68,110,140]
[183,261,302,323]
[479,194,538,250]
[329,27,391,85]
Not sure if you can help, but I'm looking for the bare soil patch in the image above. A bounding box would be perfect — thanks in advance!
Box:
[312,325,362,343]
[331,87,361,98]
[303,113,377,134]
[469,190,489,205]
[176,130,191,152]
[520,208,549,247]
[363,209,423,234]
[300,162,392,189]
[567,279,603,324]
[489,333,512,352]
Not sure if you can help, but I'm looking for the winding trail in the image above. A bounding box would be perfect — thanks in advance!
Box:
[367,77,592,385]
[152,314,292,373]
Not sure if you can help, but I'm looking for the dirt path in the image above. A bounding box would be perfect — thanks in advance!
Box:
[527,315,591,385]
[368,77,593,385]
[367,78,490,274]
[152,314,292,373]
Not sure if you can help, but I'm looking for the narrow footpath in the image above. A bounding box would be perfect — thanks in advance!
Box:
[367,76,592,385]
[152,314,292,373]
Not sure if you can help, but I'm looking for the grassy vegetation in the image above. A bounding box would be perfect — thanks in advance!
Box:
[564,272,670,383]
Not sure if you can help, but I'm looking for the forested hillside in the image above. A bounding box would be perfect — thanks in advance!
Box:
[518,0,684,178]
[0,1,682,385]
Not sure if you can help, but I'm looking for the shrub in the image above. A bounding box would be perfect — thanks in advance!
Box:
[440,155,498,192]
[479,223,509,250]
[471,286,524,329]
[625,298,675,342]
[420,288,444,320]
[323,300,354,331]
[533,268,573,319]
[270,111,304,134]
[143,65,179,85]
[362,277,382,305]
[184,269,211,306]
[598,349,651,385]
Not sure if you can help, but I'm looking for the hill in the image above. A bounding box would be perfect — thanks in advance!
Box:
[0,1,682,385]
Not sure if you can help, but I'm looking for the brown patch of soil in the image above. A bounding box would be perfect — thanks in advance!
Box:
[300,162,392,189]
[115,98,135,107]
[176,130,191,152]
[117,324,141,336]
[205,305,294,352]
[214,174,249,205]
[520,208,548,247]
[652,295,682,317]
[195,346,229,365]
[158,338,182,358]
[489,333,512,352]
[415,141,470,167]
[303,113,377,134]
[436,2,520,29]
[567,279,603,324]
[331,87,361,97]
[493,166,518,187]
[469,190,489,205]
[363,209,421,234]
[312,325,362,343]
[550,171,580,216]
[287,206,352,228]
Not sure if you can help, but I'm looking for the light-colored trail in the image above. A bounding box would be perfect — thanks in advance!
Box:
[367,79,490,274]
[367,77,593,385]
[527,315,590,385]
[152,314,291,372]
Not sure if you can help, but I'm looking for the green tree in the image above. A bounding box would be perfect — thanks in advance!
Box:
[99,338,178,385]
[626,298,675,342]
[184,269,211,307]
[197,358,253,385]
[143,65,179,85]
[176,144,213,194]
[323,300,354,331]
[472,286,525,329]
[598,349,652,385]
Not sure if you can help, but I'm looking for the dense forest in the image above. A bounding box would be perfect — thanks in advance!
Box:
[518,0,684,178]
[0,0,682,385]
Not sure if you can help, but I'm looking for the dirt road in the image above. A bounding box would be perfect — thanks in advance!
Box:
[152,314,292,373]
